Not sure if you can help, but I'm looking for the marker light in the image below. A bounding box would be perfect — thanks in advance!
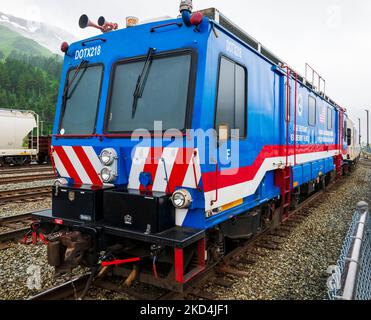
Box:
[99,148,117,166]
[126,16,139,28]
[60,42,69,53]
[101,167,114,183]
[171,189,192,209]
[190,12,203,26]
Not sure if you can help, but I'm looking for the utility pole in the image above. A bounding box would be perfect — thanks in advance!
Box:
[40,121,44,136]
[366,109,370,149]
[358,118,361,145]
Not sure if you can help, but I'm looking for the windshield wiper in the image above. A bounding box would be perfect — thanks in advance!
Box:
[132,47,156,119]
[62,59,88,105]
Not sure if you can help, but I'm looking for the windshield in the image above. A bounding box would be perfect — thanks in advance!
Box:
[59,64,103,135]
[106,52,193,132]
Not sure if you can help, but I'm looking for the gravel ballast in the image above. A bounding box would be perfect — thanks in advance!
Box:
[0,180,53,192]
[205,161,371,300]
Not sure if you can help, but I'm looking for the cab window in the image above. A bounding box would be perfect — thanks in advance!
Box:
[308,96,316,126]
[59,64,103,135]
[215,56,247,138]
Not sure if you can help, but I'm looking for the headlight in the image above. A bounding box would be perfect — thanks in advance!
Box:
[101,167,114,183]
[171,189,192,209]
[99,148,116,166]
[53,178,68,187]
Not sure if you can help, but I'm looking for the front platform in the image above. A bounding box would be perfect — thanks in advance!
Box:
[32,209,205,248]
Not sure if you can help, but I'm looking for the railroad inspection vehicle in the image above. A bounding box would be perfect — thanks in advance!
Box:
[33,1,360,292]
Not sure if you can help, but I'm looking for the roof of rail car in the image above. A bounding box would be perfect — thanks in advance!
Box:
[202,7,347,115]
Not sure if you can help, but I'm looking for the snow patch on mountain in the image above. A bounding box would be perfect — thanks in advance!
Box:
[0,11,77,54]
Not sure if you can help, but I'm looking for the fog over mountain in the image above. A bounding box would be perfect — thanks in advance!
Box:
[0,11,76,54]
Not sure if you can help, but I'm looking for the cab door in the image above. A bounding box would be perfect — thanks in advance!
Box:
[210,56,247,208]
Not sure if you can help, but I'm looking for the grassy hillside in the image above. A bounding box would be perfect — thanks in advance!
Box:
[0,25,52,59]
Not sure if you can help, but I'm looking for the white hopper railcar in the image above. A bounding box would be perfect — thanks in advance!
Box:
[0,109,39,166]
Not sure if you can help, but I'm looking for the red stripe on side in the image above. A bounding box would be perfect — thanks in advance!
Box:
[202,144,338,192]
[73,146,103,187]
[53,146,82,185]
[139,147,163,192]
[167,148,194,193]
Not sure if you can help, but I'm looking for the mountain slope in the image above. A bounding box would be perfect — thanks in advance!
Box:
[0,12,77,54]
[0,25,52,59]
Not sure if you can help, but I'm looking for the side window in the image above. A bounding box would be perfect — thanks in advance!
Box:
[327,107,333,130]
[347,128,352,146]
[344,120,347,141]
[308,96,316,126]
[215,57,247,137]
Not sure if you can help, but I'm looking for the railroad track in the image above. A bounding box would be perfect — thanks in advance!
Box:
[28,275,92,300]
[0,186,51,204]
[0,173,55,185]
[0,212,34,244]
[0,164,51,170]
[0,166,52,176]
[28,176,346,301]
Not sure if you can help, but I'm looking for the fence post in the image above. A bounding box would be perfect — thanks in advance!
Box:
[341,201,368,300]
[356,201,369,214]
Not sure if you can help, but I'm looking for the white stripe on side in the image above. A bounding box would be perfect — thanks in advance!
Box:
[152,147,178,192]
[128,147,150,190]
[181,150,201,189]
[175,150,202,227]
[175,208,189,227]
[53,151,70,178]
[83,146,104,178]
[63,146,92,185]
[204,150,339,211]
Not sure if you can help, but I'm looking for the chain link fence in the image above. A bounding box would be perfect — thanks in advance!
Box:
[327,201,370,300]
[362,147,371,159]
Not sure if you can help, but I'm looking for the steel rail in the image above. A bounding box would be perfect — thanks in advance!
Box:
[0,212,33,226]
[28,274,91,300]
[0,212,40,243]
[0,174,54,185]
[0,164,51,171]
[0,167,52,175]
[0,186,51,204]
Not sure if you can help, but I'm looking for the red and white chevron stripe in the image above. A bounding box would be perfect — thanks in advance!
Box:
[128,147,201,193]
[52,146,104,186]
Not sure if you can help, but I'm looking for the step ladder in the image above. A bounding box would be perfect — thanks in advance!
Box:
[335,154,342,177]
[275,166,292,221]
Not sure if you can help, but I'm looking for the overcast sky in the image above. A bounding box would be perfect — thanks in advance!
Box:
[1,0,370,143]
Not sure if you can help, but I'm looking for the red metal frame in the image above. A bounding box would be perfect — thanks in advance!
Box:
[101,257,141,267]
[174,247,184,283]
[197,238,206,268]
[174,238,206,284]
[285,66,290,166]
[294,72,298,165]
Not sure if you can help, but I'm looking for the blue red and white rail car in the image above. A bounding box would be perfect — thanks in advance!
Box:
[33,2,360,291]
